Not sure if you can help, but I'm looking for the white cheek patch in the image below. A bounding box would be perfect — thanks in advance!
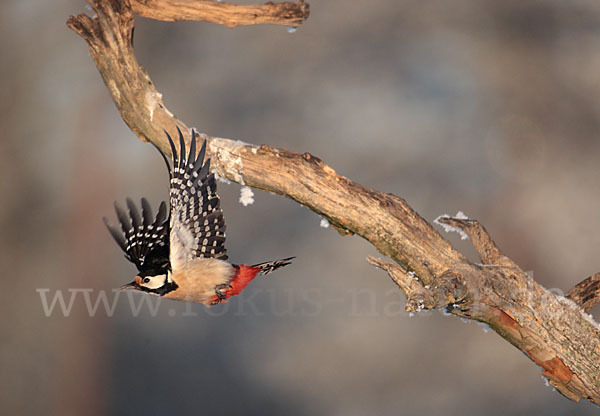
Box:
[141,274,167,290]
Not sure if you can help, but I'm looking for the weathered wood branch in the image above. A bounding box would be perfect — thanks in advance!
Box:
[367,256,468,313]
[67,0,600,405]
[130,0,310,27]
[567,273,600,312]
[435,215,519,268]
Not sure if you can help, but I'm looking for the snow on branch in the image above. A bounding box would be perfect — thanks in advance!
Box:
[434,211,470,240]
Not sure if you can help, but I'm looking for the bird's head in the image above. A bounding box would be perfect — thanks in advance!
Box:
[120,270,178,296]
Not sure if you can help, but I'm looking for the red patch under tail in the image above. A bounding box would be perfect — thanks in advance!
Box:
[208,258,294,305]
[228,265,261,297]
[208,265,260,304]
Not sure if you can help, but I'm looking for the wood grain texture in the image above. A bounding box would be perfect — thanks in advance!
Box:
[567,273,600,312]
[67,0,600,405]
[131,0,309,27]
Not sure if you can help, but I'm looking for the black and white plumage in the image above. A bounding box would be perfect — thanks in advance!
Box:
[155,127,228,269]
[105,128,226,273]
[103,198,169,276]
[105,127,294,305]
[252,257,296,275]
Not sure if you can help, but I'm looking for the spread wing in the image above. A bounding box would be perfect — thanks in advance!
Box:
[152,127,227,271]
[104,198,170,274]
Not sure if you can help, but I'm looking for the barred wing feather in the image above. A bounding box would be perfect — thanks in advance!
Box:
[153,128,228,271]
[103,198,169,274]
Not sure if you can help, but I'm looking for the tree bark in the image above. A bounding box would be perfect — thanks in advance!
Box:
[67,0,600,405]
[130,0,309,27]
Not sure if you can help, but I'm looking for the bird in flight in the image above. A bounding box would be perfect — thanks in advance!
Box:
[104,127,294,305]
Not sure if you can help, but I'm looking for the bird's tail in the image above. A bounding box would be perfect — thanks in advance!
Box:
[219,257,296,302]
[251,256,295,275]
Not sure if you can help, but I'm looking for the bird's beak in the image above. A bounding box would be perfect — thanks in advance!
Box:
[119,276,142,291]
[119,282,137,291]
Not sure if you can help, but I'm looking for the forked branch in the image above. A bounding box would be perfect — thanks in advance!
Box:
[67,0,600,405]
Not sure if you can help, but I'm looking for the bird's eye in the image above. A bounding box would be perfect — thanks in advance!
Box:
[143,277,150,283]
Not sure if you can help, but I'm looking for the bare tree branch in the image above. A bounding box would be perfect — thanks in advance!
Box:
[130,0,310,28]
[436,214,520,269]
[367,256,467,313]
[67,0,600,405]
[567,273,600,312]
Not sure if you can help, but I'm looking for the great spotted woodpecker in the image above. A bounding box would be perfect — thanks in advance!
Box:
[104,127,294,305]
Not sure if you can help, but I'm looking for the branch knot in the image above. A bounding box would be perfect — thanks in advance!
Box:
[367,256,468,312]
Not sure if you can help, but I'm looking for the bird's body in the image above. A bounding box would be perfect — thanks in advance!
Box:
[167,258,235,304]
[163,261,281,305]
[104,127,294,306]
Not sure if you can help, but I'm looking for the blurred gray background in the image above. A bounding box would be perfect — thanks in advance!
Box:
[3,0,600,414]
